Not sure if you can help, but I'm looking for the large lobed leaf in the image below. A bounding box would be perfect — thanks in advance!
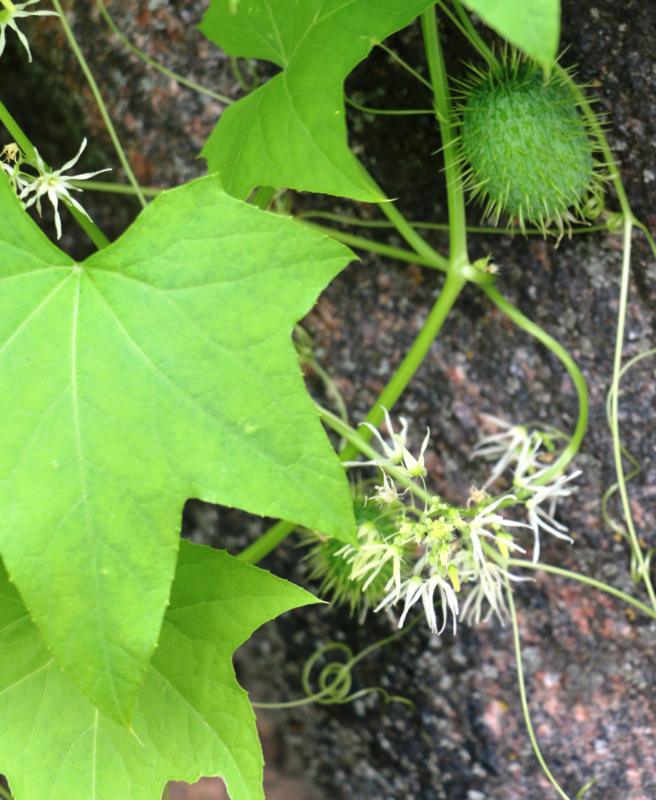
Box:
[0,539,319,800]
[461,0,561,72]
[0,171,356,727]
[199,0,435,202]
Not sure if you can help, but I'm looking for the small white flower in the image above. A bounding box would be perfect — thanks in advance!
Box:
[470,415,530,486]
[19,139,111,239]
[362,407,409,465]
[0,0,59,62]
[524,471,580,563]
[374,572,458,635]
[1,158,30,192]
[349,541,405,596]
[469,495,529,569]
[456,555,530,626]
[401,427,430,478]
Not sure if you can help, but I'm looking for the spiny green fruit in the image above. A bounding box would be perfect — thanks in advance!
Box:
[459,57,603,232]
[301,496,401,619]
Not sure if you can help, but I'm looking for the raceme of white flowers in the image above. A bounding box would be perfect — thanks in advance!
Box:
[1,139,110,239]
[0,0,58,62]
[339,409,579,635]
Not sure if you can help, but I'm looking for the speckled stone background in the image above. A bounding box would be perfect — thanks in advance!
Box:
[1,1,656,799]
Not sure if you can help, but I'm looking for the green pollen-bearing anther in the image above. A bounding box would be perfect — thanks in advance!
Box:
[459,57,602,233]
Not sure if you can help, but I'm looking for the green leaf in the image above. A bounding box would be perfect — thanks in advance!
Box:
[0,539,319,800]
[460,0,561,71]
[0,171,355,726]
[199,0,436,202]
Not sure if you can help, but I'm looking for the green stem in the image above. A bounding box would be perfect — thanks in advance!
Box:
[0,0,16,11]
[236,520,296,564]
[69,179,162,197]
[95,0,233,105]
[53,0,146,208]
[376,42,434,91]
[450,0,501,73]
[339,268,466,462]
[317,404,434,506]
[484,287,589,484]
[504,558,656,621]
[345,96,435,116]
[298,219,448,272]
[610,220,656,608]
[421,7,469,268]
[298,210,609,237]
[507,581,572,800]
[0,99,110,249]
[557,66,656,607]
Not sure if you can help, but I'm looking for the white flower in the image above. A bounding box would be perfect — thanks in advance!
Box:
[375,572,459,635]
[469,495,529,569]
[523,471,580,563]
[362,407,409,465]
[348,541,405,597]
[456,555,531,626]
[401,427,430,478]
[0,0,58,62]
[1,158,30,192]
[19,139,111,239]
[470,415,530,486]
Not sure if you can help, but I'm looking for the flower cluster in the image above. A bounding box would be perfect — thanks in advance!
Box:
[1,139,110,239]
[471,415,580,563]
[335,410,533,635]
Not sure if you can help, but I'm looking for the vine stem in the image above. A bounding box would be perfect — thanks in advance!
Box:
[0,99,110,249]
[52,0,146,208]
[95,0,233,105]
[338,267,466,463]
[556,64,656,607]
[503,558,656,621]
[506,581,573,800]
[483,287,589,484]
[421,6,468,267]
[611,219,656,608]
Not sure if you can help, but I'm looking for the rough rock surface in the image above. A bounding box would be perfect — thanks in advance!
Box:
[1,1,656,799]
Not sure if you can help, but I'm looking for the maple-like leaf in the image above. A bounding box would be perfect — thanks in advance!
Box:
[0,171,356,726]
[199,0,435,202]
[0,540,319,800]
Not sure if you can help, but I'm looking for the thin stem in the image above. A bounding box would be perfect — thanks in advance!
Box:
[230,55,258,93]
[345,96,435,116]
[376,42,434,91]
[507,581,572,800]
[339,268,467,462]
[450,0,501,73]
[610,219,656,608]
[0,99,110,249]
[504,559,656,621]
[298,219,448,272]
[236,520,296,565]
[317,404,434,507]
[484,287,589,484]
[421,7,469,268]
[633,217,656,262]
[557,66,656,606]
[53,0,146,208]
[95,0,233,105]
[298,210,609,237]
[0,0,16,11]
[69,179,162,197]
